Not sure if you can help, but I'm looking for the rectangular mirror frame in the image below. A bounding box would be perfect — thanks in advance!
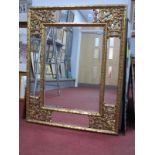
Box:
[26,5,127,134]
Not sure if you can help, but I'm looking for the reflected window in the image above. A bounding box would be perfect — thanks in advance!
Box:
[95,37,100,47]
[109,37,114,47]
[108,48,113,60]
[108,66,112,78]
[94,48,99,59]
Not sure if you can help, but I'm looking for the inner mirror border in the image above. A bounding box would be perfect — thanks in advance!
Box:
[40,23,107,117]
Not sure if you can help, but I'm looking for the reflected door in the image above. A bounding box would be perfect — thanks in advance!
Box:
[78,33,103,85]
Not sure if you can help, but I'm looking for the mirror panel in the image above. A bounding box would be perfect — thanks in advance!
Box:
[54,10,95,23]
[43,25,104,112]
[104,37,120,105]
[30,34,41,97]
[29,9,97,98]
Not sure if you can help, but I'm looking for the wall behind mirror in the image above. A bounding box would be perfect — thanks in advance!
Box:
[19,28,27,72]
[19,28,27,99]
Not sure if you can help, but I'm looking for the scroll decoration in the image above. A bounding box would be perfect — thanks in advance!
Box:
[27,96,53,122]
[89,106,116,131]
[95,8,125,37]
[30,9,56,34]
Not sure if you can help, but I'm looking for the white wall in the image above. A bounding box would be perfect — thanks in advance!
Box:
[73,10,87,22]
[32,0,128,6]
[19,13,27,21]
[19,28,27,44]
[20,76,27,98]
[70,10,86,86]
[19,28,27,71]
[19,28,27,99]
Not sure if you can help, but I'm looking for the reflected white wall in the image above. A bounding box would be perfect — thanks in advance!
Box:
[73,10,87,22]
[71,27,81,87]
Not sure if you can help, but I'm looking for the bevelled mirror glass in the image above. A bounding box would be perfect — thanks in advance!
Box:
[104,37,121,106]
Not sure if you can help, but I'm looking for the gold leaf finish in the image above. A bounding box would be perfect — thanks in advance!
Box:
[27,96,52,122]
[96,7,125,37]
[30,9,56,34]
[89,106,116,131]
[26,5,127,134]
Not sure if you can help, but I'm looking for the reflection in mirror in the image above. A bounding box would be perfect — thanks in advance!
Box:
[54,9,96,23]
[30,34,41,97]
[29,9,99,98]
[104,37,120,105]
[43,25,104,112]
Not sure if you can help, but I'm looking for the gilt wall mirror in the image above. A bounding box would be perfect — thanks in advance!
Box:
[26,5,127,134]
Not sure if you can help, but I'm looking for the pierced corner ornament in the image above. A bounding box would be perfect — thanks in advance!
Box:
[89,106,116,131]
[94,7,126,37]
[27,96,52,122]
[29,9,57,34]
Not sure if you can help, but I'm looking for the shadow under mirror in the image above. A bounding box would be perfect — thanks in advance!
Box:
[104,37,120,105]
[43,25,104,112]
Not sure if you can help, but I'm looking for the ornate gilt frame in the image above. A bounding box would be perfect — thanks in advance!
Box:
[26,5,127,134]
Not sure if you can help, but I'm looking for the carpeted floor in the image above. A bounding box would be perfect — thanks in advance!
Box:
[19,100,135,155]
[44,86,117,112]
[44,87,100,111]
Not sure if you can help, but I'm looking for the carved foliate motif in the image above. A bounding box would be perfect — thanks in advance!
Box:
[30,9,56,34]
[27,96,52,122]
[89,106,116,131]
[95,8,125,36]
